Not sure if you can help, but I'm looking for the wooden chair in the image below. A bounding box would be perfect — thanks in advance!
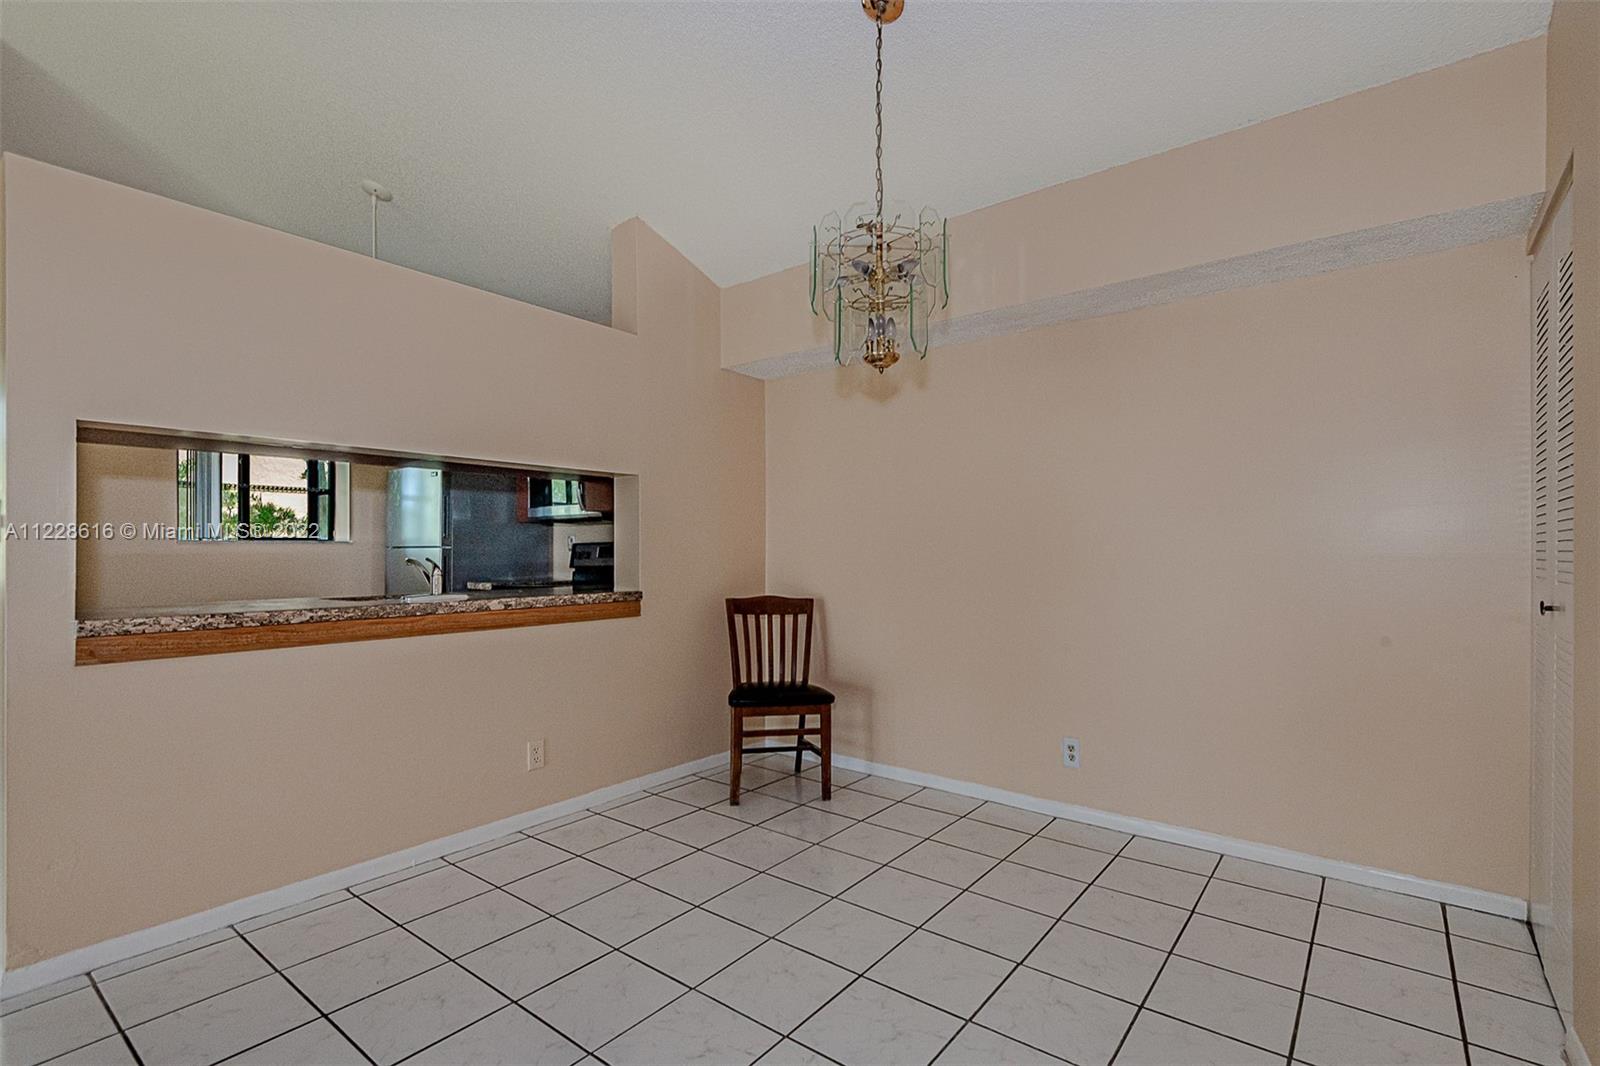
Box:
[725,596,835,804]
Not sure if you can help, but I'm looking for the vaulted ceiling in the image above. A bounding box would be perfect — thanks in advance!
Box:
[1,1,1551,324]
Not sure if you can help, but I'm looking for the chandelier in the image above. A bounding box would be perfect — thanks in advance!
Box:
[811,0,948,373]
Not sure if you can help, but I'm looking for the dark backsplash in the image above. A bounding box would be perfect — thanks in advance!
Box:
[447,471,553,589]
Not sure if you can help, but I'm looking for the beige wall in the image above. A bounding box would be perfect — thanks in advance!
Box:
[2,154,763,965]
[75,443,389,612]
[723,39,1545,370]
[766,236,1532,897]
[0,34,1553,973]
[1544,1,1599,1052]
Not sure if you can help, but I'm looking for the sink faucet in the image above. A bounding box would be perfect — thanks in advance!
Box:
[404,556,444,595]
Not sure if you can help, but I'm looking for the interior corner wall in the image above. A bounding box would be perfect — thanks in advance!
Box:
[1545,0,1600,1052]
[1,152,11,979]
[1,156,764,966]
[764,235,1532,898]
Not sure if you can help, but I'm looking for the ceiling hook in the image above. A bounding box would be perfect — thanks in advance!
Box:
[360,179,393,259]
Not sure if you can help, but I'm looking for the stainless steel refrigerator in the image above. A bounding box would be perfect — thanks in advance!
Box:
[386,467,449,595]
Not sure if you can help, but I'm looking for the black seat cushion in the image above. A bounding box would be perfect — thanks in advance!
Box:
[728,683,836,708]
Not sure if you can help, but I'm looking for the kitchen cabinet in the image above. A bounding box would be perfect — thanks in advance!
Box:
[582,477,614,516]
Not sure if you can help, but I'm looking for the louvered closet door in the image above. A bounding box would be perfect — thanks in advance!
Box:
[1530,192,1574,1028]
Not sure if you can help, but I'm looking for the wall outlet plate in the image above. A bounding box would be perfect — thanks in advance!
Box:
[1062,737,1081,769]
[527,738,546,772]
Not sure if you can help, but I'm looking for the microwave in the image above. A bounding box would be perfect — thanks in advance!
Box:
[522,475,611,522]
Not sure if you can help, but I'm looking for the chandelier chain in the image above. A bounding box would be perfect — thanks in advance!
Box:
[809,0,947,373]
[874,11,884,227]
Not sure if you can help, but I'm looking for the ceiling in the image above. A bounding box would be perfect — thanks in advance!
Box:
[1,1,1550,325]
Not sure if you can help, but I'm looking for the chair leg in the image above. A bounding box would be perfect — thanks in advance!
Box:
[820,708,832,800]
[795,714,806,774]
[729,708,742,806]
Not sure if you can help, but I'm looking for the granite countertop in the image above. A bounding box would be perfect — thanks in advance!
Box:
[77,587,643,638]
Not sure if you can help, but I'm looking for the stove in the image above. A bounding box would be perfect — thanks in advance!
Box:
[570,541,615,590]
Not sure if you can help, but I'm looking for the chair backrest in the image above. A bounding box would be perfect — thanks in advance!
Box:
[726,596,814,687]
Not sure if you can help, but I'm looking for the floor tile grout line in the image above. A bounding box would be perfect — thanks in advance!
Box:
[1462,1047,1551,1066]
[241,916,403,977]
[1493,898,1567,1037]
[401,901,548,964]
[1298,990,1481,1043]
[803,797,1141,1059]
[1054,874,1319,956]
[346,860,455,898]
[579,784,1062,1060]
[233,926,380,1066]
[1116,922,1467,1057]
[398,952,599,1065]
[233,890,356,939]
[745,757,1526,923]
[1047,868,1210,914]
[548,943,783,1061]
[240,887,488,977]
[75,927,243,993]
[712,758,1523,920]
[270,825,717,975]
[1448,930,1543,959]
[1132,1004,1291,1059]
[94,965,297,1035]
[433,764,1528,1063]
[1284,873,1327,1062]
[1285,907,1563,1013]
[1105,849,1223,1065]
[210,1017,330,1065]
[1050,911,1186,956]
[295,894,518,1024]
[935,973,1294,1064]
[472,903,788,1059]
[1,981,95,1023]
[263,919,604,1065]
[387,771,1536,1062]
[924,822,1138,1065]
[386,1003,567,1066]
[84,972,145,1066]
[1311,895,1453,934]
[1008,951,1293,1011]
[838,755,1523,921]
[1443,903,1475,1066]
[1318,944,1559,1011]
[943,828,1291,1062]
[403,776,1151,1062]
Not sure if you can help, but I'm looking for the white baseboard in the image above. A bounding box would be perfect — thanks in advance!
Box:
[5,747,1530,999]
[1569,1028,1593,1066]
[1,753,724,999]
[831,755,1529,920]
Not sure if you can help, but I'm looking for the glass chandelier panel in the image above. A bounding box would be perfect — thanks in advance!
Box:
[810,1,949,373]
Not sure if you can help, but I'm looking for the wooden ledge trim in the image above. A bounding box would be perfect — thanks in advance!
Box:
[76,598,641,665]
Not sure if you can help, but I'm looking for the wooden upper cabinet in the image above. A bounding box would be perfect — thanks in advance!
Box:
[583,477,614,516]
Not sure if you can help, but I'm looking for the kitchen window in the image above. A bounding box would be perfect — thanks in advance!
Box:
[176,449,349,541]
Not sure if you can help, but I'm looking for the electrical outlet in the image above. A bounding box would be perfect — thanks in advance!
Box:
[1062,737,1081,769]
[526,738,546,772]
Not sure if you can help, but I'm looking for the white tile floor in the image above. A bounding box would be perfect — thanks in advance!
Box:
[0,752,1566,1066]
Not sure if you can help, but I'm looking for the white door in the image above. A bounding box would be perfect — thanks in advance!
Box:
[1529,192,1574,1027]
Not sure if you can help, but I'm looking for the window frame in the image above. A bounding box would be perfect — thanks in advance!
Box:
[179,449,343,542]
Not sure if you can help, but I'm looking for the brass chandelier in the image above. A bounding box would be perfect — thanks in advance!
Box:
[811,0,948,373]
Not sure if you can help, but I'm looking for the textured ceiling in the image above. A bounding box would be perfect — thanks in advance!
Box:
[1,1,1550,324]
